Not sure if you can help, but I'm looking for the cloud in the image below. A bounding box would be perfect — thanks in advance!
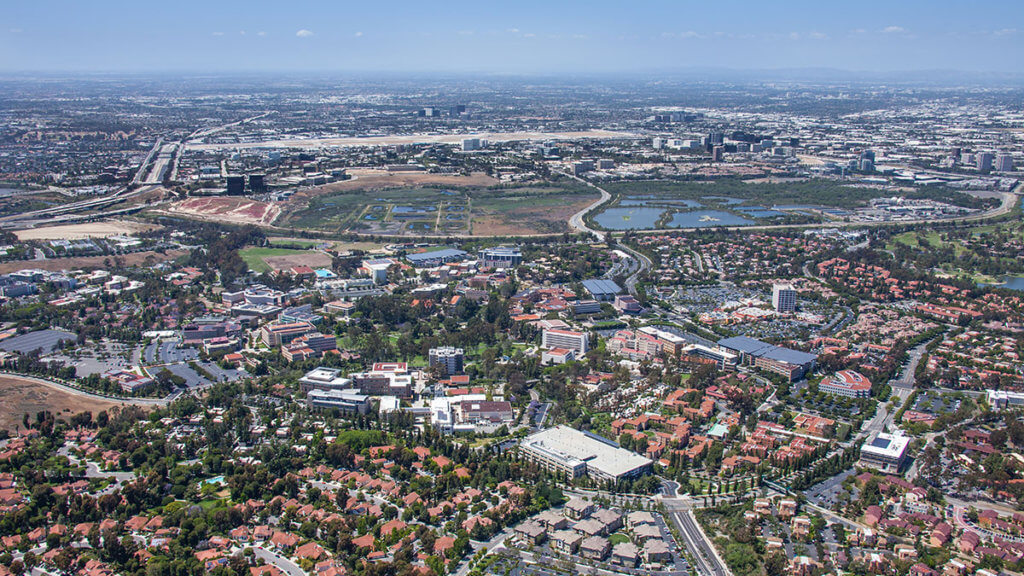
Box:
[524,32,536,38]
[239,30,246,36]
[789,32,800,40]
[257,31,266,37]
[993,28,1017,37]
[354,31,363,37]
[507,28,520,33]
[211,31,224,37]
[882,26,905,34]
[296,29,315,38]
[457,30,475,36]
[571,33,588,40]
[808,31,829,40]
[664,31,704,39]
[9,28,22,34]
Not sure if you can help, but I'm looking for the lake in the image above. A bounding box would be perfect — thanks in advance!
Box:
[668,210,754,228]
[594,207,665,230]
[984,276,1024,292]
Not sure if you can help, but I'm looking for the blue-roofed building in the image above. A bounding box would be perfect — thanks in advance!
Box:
[717,336,816,382]
[582,279,622,301]
[405,248,468,267]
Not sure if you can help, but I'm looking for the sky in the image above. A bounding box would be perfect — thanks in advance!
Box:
[2,0,1023,76]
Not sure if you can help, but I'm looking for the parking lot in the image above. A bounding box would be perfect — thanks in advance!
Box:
[0,329,76,354]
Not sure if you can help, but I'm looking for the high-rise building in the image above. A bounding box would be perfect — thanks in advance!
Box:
[428,347,464,376]
[711,146,724,162]
[995,153,1014,172]
[226,175,245,196]
[977,152,994,171]
[542,329,589,354]
[652,137,664,150]
[462,138,482,152]
[772,284,797,313]
[248,174,266,194]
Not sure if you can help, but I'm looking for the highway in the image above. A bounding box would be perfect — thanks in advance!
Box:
[563,171,612,242]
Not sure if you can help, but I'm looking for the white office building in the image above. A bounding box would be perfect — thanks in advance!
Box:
[519,425,652,482]
[859,432,910,473]
[542,329,589,354]
[772,283,797,313]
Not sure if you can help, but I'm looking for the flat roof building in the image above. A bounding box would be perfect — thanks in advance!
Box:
[405,248,468,267]
[859,432,910,473]
[518,425,653,482]
[479,246,523,268]
[582,279,622,301]
[542,329,589,354]
[718,336,816,382]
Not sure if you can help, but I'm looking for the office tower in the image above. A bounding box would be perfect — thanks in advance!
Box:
[248,174,266,194]
[712,146,724,162]
[462,138,481,152]
[977,152,994,171]
[772,284,797,313]
[995,153,1014,172]
[226,175,244,196]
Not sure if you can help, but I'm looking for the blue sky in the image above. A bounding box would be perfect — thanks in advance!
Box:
[2,0,1022,74]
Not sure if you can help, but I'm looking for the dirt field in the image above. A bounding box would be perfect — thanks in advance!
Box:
[15,220,160,241]
[295,170,498,196]
[0,375,129,432]
[0,249,185,274]
[163,197,282,226]
[262,251,333,271]
[471,196,596,236]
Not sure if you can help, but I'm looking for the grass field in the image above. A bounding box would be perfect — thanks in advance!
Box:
[279,181,596,236]
[239,247,314,273]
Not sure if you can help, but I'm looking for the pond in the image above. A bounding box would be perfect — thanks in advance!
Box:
[704,196,745,205]
[668,210,754,228]
[982,276,1024,292]
[737,207,786,218]
[593,207,665,230]
[620,198,703,208]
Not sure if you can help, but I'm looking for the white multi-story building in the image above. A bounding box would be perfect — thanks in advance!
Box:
[772,283,797,313]
[542,329,589,354]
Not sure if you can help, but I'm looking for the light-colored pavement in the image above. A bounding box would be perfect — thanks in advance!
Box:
[249,546,305,576]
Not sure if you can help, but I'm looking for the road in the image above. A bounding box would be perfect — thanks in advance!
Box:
[564,172,612,242]
[667,509,730,576]
[249,546,305,576]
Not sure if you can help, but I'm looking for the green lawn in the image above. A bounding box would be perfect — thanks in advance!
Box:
[239,247,309,273]
[267,237,322,248]
[608,533,631,545]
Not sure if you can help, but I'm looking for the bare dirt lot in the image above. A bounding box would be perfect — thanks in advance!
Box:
[262,251,333,271]
[470,196,596,236]
[295,170,498,196]
[14,220,160,241]
[0,375,129,431]
[0,249,185,274]
[163,197,282,226]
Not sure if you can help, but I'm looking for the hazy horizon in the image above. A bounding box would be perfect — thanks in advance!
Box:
[3,0,1023,76]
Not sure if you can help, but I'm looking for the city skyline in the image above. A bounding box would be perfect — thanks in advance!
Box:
[2,0,1023,75]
